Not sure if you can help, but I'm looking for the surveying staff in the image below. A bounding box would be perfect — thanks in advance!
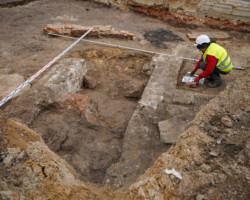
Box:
[186,35,233,88]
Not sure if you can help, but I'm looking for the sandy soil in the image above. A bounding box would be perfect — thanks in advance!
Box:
[0,0,249,198]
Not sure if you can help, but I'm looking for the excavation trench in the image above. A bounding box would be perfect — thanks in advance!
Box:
[2,44,245,188]
[2,38,245,188]
[26,47,152,185]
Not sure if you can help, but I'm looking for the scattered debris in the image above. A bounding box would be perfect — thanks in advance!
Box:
[196,194,205,200]
[221,116,233,128]
[209,151,218,157]
[165,168,182,180]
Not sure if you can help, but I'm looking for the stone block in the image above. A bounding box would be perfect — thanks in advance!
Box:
[38,58,87,95]
[166,104,189,116]
[232,7,250,17]
[152,56,182,90]
[187,32,230,41]
[129,0,165,7]
[158,118,184,144]
[140,56,181,98]
[200,4,211,12]
[139,94,164,110]
[3,155,14,167]
[213,4,233,15]
[198,0,250,23]
[93,0,127,9]
[151,55,167,63]
[221,116,233,127]
[173,93,195,105]
[143,78,166,96]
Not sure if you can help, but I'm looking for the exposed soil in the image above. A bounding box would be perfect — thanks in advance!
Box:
[199,110,250,200]
[0,0,36,8]
[144,29,184,49]
[29,48,151,185]
[0,0,250,199]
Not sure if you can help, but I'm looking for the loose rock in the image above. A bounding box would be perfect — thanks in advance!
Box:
[17,151,26,162]
[3,155,15,167]
[196,194,205,200]
[83,75,97,89]
[221,116,233,127]
[201,164,211,173]
[223,128,233,135]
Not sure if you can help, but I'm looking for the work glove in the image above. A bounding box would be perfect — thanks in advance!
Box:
[194,76,200,83]
[190,70,196,76]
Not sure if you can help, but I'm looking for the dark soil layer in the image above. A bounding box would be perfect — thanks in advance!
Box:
[144,29,184,49]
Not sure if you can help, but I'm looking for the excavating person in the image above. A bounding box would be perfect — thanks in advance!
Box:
[186,35,233,88]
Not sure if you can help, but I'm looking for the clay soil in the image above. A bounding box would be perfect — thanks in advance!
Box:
[30,48,151,185]
[0,0,250,199]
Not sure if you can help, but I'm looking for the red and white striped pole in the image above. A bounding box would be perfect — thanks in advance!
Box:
[0,27,93,107]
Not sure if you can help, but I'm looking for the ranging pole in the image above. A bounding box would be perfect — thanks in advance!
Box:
[0,27,94,107]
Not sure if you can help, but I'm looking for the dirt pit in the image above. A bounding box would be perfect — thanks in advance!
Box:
[28,47,151,185]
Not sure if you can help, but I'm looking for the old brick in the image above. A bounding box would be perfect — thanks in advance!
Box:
[45,23,134,40]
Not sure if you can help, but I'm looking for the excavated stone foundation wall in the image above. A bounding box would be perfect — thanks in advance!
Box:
[93,0,250,26]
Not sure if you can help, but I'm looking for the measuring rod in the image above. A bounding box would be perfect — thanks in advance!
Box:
[0,28,93,107]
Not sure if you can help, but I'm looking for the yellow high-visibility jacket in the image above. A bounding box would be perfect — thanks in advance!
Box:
[203,43,233,72]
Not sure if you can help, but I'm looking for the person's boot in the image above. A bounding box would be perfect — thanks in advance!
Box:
[205,75,214,81]
[207,76,221,88]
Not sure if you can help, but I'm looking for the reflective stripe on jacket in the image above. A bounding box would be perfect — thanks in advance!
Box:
[203,43,233,72]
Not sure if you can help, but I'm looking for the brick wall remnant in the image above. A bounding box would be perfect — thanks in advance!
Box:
[92,0,250,31]
[44,23,134,40]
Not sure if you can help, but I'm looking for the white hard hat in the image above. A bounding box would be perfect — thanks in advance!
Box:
[195,35,210,46]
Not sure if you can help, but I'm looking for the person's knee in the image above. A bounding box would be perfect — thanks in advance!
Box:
[219,71,228,75]
[216,68,229,75]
